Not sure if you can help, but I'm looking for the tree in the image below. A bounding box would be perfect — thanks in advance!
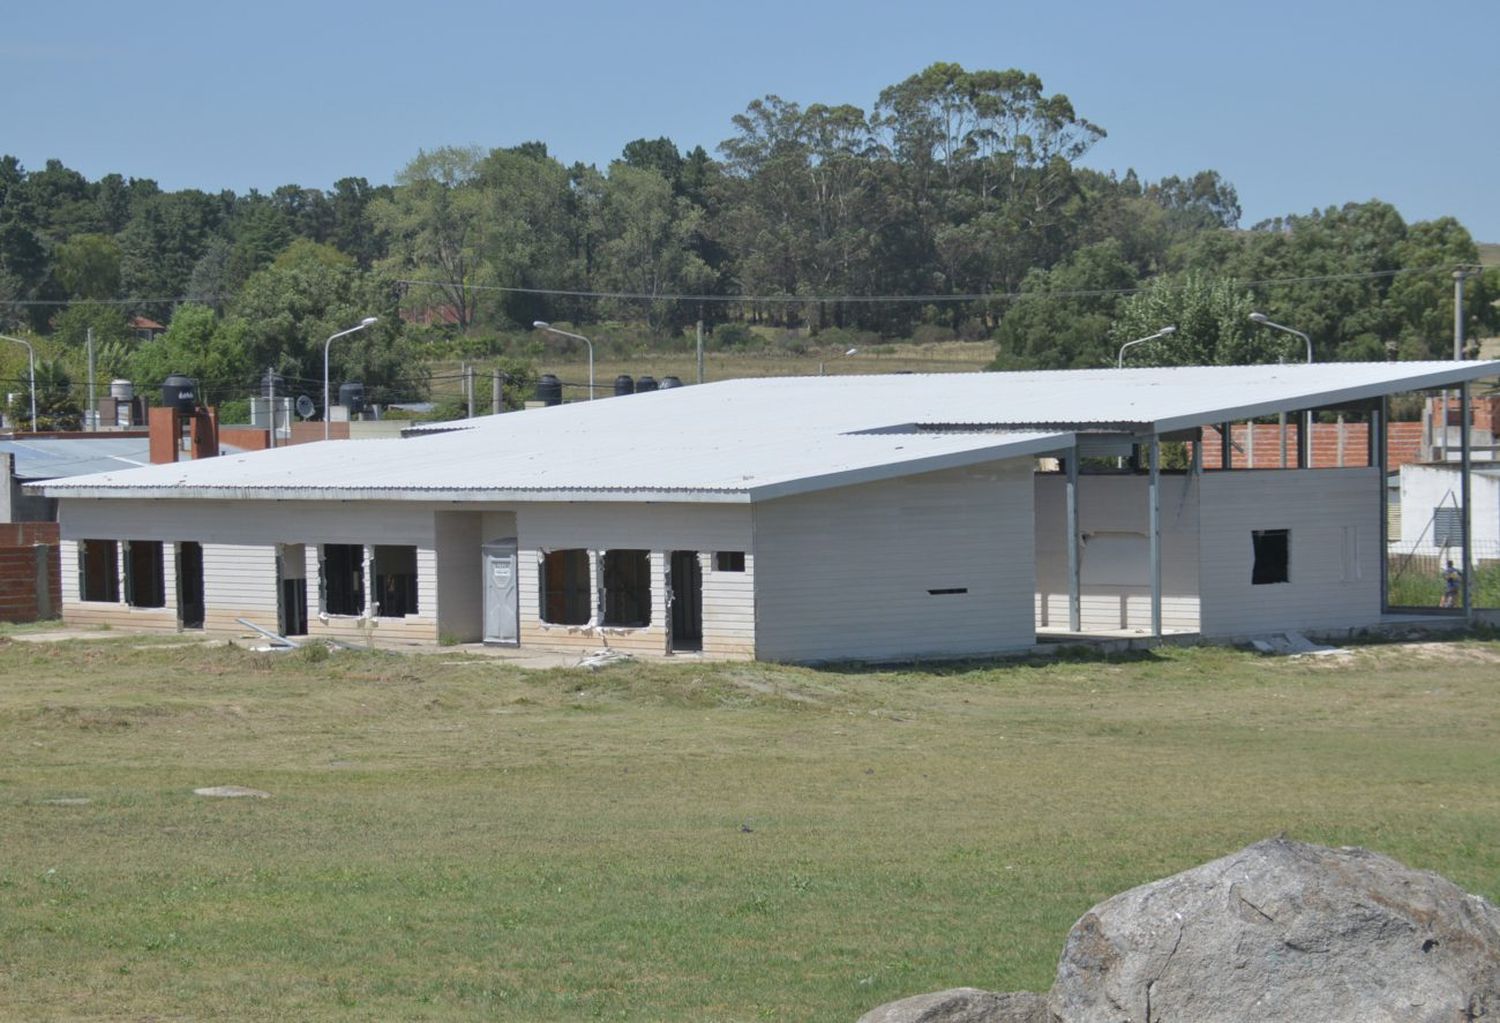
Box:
[53,234,121,300]
[370,147,488,329]
[1111,271,1267,366]
[129,304,253,405]
[595,164,714,331]
[11,357,83,431]
[231,240,418,404]
[990,241,1140,368]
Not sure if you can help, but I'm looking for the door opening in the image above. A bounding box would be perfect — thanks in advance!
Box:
[670,550,703,652]
[482,538,520,645]
[277,544,308,636]
[177,541,204,629]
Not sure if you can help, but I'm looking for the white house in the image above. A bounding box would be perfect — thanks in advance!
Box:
[1398,462,1500,560]
[35,362,1499,662]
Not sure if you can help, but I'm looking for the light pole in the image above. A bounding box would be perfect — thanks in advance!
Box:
[533,321,594,400]
[323,317,378,440]
[1249,313,1314,467]
[1116,326,1177,368]
[0,334,37,432]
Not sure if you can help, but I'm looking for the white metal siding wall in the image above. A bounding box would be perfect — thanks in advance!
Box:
[1034,474,1201,632]
[514,503,754,656]
[751,460,1036,663]
[59,499,438,546]
[200,544,279,632]
[1197,468,1381,636]
[435,511,486,642]
[701,551,754,658]
[57,537,181,631]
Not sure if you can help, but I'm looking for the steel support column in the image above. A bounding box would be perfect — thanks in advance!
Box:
[1149,434,1162,637]
[1066,442,1081,632]
[1376,398,1389,612]
[1461,382,1473,619]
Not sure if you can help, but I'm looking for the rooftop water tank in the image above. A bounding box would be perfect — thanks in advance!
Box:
[613,374,635,397]
[635,375,658,393]
[535,373,563,406]
[338,381,365,414]
[161,374,197,413]
[109,379,134,402]
[659,375,683,389]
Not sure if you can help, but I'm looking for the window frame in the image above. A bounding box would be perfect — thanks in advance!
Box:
[321,543,366,617]
[601,549,652,628]
[124,540,166,608]
[78,539,120,603]
[539,548,592,626]
[1251,528,1291,586]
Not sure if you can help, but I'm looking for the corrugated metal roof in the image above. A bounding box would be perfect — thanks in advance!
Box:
[0,437,153,480]
[38,362,1500,503]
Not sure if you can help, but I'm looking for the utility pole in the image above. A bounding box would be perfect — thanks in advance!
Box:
[696,315,705,385]
[1454,269,1470,361]
[267,366,276,449]
[86,327,96,430]
[464,362,475,418]
[492,367,502,414]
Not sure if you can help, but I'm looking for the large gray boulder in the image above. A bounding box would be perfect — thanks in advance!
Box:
[1050,836,1500,1022]
[857,988,1049,1023]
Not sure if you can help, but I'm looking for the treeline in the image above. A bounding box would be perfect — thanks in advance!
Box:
[0,62,1495,423]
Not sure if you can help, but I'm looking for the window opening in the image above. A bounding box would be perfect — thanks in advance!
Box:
[1251,529,1290,585]
[714,551,746,572]
[602,549,651,627]
[322,543,365,616]
[124,540,165,608]
[373,545,419,617]
[79,539,119,602]
[540,549,591,625]
[1432,507,1463,549]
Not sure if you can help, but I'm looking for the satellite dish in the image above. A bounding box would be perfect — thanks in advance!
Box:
[295,395,316,420]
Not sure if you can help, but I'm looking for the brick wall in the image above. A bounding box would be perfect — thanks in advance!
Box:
[1197,421,1424,470]
[0,521,60,622]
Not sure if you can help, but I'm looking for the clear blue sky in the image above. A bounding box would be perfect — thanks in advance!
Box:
[6,0,1498,241]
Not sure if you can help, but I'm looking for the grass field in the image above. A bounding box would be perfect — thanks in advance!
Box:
[4,634,1500,1020]
[429,340,997,406]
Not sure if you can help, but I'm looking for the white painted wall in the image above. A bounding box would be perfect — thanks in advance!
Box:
[1034,473,1201,633]
[1197,468,1381,636]
[1397,464,1500,553]
[751,459,1036,663]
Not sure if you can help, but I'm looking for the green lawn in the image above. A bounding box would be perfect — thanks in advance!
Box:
[3,635,1499,1020]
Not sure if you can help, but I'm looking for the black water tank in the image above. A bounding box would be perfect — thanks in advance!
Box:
[261,369,284,398]
[659,375,683,389]
[161,374,197,412]
[635,375,658,393]
[613,374,635,397]
[535,373,563,406]
[339,381,365,413]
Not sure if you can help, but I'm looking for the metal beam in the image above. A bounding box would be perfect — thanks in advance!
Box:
[1461,381,1473,619]
[1066,442,1080,632]
[1149,433,1162,638]
[1376,397,1389,612]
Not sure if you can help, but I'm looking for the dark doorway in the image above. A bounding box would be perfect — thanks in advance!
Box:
[670,550,703,651]
[278,544,308,636]
[177,542,204,629]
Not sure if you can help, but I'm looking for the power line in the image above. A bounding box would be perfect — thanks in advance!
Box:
[1,262,1491,309]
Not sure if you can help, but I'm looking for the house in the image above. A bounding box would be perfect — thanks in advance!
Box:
[1398,463,1500,561]
[33,362,1500,661]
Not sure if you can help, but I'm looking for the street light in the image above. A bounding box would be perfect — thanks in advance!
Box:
[1116,326,1177,368]
[1248,313,1312,365]
[1249,313,1314,468]
[0,334,37,432]
[533,321,594,400]
[323,317,378,440]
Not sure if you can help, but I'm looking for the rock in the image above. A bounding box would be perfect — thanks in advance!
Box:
[1050,836,1500,1023]
[858,988,1050,1023]
[192,786,271,799]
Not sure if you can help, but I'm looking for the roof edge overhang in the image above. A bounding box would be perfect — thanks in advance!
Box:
[744,431,1075,501]
[1150,362,1500,434]
[31,484,755,504]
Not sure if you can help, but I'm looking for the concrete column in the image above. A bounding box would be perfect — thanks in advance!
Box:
[1149,434,1162,638]
[1066,443,1080,632]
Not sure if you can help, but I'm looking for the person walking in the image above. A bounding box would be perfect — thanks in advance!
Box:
[1439,559,1463,608]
